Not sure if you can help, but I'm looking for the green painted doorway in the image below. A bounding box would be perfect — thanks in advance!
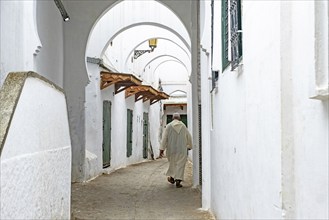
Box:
[166,114,188,127]
[126,109,133,157]
[143,113,149,159]
[102,101,112,168]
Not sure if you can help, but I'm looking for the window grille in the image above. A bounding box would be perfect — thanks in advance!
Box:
[230,0,242,70]
[221,0,229,71]
[222,0,242,72]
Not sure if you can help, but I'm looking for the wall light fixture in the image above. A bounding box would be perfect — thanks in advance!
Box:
[54,0,70,22]
[134,39,158,59]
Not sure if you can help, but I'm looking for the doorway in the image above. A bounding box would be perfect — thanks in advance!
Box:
[102,101,112,168]
[166,114,188,127]
[143,113,149,159]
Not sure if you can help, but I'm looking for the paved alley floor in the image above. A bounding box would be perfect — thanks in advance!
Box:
[71,158,214,220]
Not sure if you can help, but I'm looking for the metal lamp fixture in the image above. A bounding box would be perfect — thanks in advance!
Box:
[134,38,158,59]
[54,0,70,22]
[148,38,157,51]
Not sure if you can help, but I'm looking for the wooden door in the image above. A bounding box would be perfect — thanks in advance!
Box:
[143,113,149,159]
[126,109,133,157]
[102,101,111,167]
[166,114,188,127]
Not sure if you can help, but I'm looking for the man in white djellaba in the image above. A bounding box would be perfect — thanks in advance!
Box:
[159,113,192,188]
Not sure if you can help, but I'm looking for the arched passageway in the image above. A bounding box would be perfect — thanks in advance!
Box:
[68,0,201,190]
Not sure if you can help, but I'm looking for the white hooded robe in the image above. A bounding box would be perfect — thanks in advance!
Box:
[160,119,192,180]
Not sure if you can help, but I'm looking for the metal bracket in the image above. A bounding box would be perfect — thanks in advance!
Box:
[134,50,151,59]
[87,57,103,65]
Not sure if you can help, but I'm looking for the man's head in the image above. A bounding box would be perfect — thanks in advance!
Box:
[173,113,181,120]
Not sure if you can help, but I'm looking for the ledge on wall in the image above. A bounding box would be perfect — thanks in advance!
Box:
[163,103,187,110]
[310,87,329,101]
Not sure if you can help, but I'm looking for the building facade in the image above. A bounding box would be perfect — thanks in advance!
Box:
[201,0,329,219]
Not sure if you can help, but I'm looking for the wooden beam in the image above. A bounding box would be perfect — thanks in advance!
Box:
[100,72,170,103]
[100,71,142,91]
[150,91,170,105]
[124,85,165,103]
[164,104,186,110]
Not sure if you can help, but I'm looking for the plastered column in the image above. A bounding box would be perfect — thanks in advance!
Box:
[280,1,295,218]
[191,0,201,187]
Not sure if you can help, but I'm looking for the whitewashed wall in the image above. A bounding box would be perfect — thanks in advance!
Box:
[210,0,283,219]
[34,0,64,87]
[207,0,328,219]
[0,0,41,87]
[1,75,71,219]
[149,102,162,158]
[200,0,212,210]
[84,63,103,180]
[0,1,64,88]
[289,1,328,219]
[84,63,154,180]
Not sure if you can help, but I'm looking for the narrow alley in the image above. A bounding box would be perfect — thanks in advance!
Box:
[71,159,214,220]
[1,1,328,219]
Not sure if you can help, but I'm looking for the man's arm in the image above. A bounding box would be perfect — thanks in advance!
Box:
[158,126,168,158]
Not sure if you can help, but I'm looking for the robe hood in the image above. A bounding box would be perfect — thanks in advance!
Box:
[171,119,184,134]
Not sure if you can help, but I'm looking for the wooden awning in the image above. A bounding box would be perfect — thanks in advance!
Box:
[100,71,142,93]
[125,86,169,104]
[150,91,170,105]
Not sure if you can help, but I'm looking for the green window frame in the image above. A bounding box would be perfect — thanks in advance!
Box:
[221,0,230,71]
[221,0,243,72]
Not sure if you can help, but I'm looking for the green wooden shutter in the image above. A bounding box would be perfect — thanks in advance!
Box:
[102,101,111,167]
[221,0,229,72]
[166,114,188,127]
[126,109,133,157]
[237,0,243,58]
[166,115,172,125]
[181,115,188,127]
[143,113,149,159]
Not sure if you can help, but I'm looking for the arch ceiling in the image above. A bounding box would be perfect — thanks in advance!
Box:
[138,56,188,87]
[170,90,187,97]
[143,56,188,75]
[87,0,190,58]
[87,0,191,88]
[156,61,188,82]
[101,25,190,73]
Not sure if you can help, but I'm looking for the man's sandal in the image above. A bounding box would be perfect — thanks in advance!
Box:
[175,180,183,188]
[167,176,175,184]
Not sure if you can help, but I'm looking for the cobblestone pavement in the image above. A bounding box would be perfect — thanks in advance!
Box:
[71,158,214,220]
